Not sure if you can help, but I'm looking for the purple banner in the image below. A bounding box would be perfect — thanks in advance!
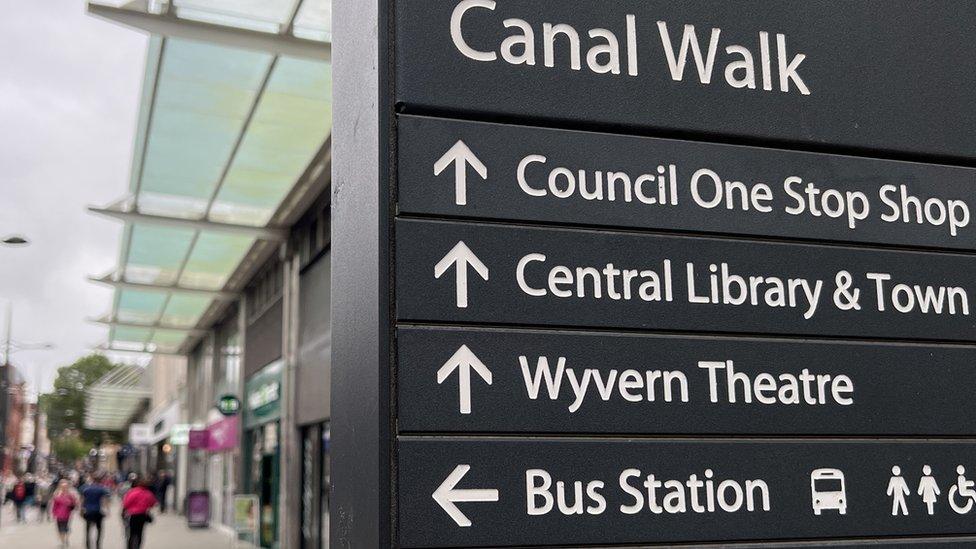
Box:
[207,416,239,452]
[187,429,209,450]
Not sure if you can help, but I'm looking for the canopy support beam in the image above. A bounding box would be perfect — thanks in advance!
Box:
[87,2,331,62]
[88,203,288,241]
[88,273,238,301]
[90,316,208,335]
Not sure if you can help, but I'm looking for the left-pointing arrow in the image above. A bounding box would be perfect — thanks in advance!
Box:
[437,345,492,414]
[432,464,499,527]
[434,241,489,308]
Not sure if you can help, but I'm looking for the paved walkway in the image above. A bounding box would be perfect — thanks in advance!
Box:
[0,503,242,549]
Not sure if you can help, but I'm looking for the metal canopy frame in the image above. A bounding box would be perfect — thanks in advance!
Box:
[88,2,330,62]
[89,272,238,301]
[90,316,208,335]
[94,343,185,357]
[84,365,152,431]
[89,204,289,241]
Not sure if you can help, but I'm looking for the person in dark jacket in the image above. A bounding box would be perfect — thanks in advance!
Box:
[153,471,172,514]
[8,477,28,523]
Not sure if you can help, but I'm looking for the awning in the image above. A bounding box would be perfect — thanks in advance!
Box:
[88,1,332,355]
[84,365,152,431]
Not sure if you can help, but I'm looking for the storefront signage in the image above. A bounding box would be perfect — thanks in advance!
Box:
[169,424,191,446]
[333,1,976,546]
[247,383,279,411]
[188,429,210,451]
[128,424,152,446]
[245,362,282,429]
[207,416,239,453]
[217,394,242,417]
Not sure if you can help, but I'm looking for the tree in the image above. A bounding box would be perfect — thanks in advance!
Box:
[50,435,90,464]
[40,354,119,444]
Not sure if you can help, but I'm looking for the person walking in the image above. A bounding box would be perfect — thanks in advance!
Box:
[8,476,28,523]
[37,475,52,522]
[51,480,79,548]
[121,478,157,549]
[23,474,37,522]
[80,474,111,549]
[154,471,172,514]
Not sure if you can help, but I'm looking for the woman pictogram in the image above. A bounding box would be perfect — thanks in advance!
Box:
[917,465,940,515]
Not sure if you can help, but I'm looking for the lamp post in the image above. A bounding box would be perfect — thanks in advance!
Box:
[0,235,29,247]
[0,236,31,528]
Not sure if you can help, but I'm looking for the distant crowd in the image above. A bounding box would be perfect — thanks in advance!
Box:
[2,469,174,549]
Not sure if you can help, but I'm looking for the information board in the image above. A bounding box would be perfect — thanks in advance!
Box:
[331,1,976,546]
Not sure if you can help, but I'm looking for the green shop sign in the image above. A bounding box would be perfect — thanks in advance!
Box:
[217,394,242,416]
[244,361,282,428]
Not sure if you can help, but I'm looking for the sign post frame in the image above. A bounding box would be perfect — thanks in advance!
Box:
[330,0,395,546]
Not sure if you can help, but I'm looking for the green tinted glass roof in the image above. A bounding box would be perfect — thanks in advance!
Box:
[99,27,331,355]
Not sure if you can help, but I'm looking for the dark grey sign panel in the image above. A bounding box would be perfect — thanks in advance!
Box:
[399,115,976,251]
[398,326,976,436]
[399,438,976,547]
[396,219,976,341]
[396,1,976,161]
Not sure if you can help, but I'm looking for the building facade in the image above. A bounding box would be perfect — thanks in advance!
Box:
[86,2,333,545]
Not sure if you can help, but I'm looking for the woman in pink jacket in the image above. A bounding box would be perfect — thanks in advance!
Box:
[50,480,78,548]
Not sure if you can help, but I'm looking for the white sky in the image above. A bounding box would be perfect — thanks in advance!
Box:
[0,1,149,395]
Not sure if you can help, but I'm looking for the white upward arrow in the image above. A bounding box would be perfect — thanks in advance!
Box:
[433,140,488,206]
[432,464,499,527]
[434,241,489,308]
[437,345,492,415]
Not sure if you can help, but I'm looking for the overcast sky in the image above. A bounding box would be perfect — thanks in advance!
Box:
[0,1,148,396]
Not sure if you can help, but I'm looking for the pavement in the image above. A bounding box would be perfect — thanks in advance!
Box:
[0,502,243,549]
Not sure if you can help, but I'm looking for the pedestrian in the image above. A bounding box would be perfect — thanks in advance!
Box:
[23,474,37,522]
[51,480,79,548]
[122,478,157,549]
[8,476,28,523]
[154,471,172,514]
[36,476,52,522]
[80,474,111,549]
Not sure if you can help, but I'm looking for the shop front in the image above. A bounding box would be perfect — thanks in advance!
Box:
[244,361,283,549]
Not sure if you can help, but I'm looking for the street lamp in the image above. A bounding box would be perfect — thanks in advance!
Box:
[0,235,29,247]
[0,238,29,529]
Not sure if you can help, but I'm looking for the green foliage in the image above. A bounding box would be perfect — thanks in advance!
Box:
[50,434,90,464]
[40,354,119,444]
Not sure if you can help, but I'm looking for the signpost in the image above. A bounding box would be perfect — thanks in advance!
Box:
[332,1,976,547]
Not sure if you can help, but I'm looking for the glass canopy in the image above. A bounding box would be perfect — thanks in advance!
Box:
[98,21,331,355]
[84,365,153,431]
